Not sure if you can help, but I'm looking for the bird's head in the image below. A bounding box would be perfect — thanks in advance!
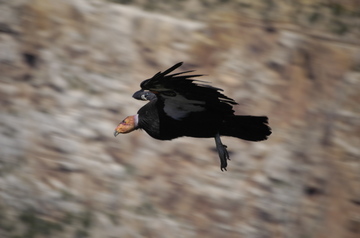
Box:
[114,114,139,137]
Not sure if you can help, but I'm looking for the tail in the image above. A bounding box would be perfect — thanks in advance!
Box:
[220,115,272,141]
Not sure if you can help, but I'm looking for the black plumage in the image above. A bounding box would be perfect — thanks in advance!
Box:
[114,62,271,171]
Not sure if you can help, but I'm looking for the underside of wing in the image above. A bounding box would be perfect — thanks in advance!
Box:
[139,62,237,120]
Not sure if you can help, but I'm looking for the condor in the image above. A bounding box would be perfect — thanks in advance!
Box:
[114,62,271,171]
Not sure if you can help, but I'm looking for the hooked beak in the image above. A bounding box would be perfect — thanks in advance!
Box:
[114,115,138,137]
[114,130,120,137]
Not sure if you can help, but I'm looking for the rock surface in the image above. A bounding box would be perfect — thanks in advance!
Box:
[0,0,360,237]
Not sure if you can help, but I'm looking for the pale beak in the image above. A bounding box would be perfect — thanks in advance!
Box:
[114,130,120,137]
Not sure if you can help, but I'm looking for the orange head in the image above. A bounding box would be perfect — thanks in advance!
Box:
[114,115,139,137]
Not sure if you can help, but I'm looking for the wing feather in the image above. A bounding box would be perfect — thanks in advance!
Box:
[138,62,237,120]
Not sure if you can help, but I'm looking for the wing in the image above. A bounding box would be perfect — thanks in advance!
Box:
[138,62,237,120]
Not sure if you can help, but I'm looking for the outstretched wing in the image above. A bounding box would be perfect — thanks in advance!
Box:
[138,62,237,120]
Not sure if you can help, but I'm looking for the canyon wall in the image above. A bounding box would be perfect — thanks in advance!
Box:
[0,0,359,237]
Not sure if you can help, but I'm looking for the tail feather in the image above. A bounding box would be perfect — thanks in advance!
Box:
[220,115,271,141]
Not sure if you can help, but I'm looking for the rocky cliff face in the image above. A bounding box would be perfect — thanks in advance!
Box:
[1,0,359,237]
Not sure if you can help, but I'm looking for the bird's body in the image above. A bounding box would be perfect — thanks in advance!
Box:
[114,62,271,170]
[137,93,227,140]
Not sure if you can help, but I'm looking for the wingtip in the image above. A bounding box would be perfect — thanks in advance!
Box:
[161,62,184,76]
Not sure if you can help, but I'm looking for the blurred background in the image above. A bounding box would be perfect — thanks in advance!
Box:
[1,0,360,237]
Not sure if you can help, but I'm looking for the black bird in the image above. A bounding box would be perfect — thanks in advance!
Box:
[114,62,271,171]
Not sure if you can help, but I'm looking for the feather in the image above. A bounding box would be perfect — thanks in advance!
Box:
[137,62,237,120]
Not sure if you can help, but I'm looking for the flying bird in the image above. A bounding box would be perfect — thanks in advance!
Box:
[114,62,271,171]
